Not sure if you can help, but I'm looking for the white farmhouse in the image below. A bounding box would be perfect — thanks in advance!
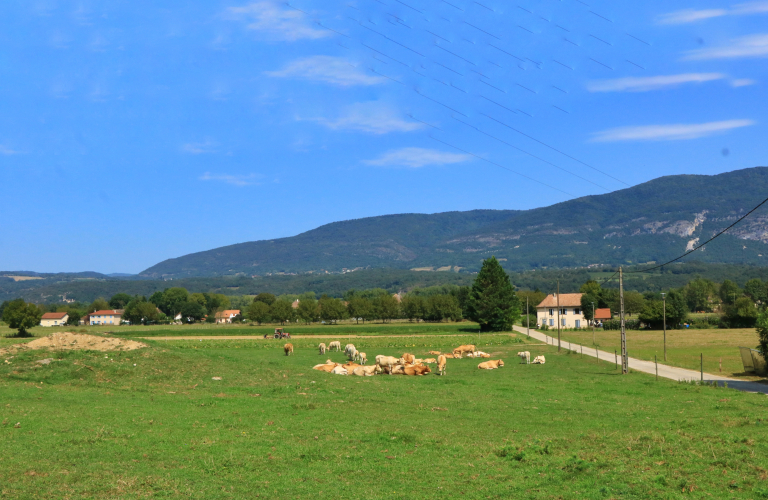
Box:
[536,293,586,329]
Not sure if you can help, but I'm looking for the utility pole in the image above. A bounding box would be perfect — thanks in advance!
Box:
[556,280,561,352]
[526,296,530,338]
[591,301,595,345]
[620,267,628,374]
[661,292,667,362]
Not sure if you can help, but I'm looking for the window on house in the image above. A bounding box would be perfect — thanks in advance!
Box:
[574,308,581,315]
[575,320,581,328]
[561,318,566,327]
[560,308,567,315]
[549,309,554,316]
[549,319,554,326]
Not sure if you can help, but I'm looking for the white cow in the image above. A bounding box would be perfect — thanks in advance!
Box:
[319,343,327,355]
[352,365,381,376]
[359,352,367,365]
[532,355,546,365]
[329,341,341,352]
[517,351,530,364]
[331,365,348,375]
[345,344,356,357]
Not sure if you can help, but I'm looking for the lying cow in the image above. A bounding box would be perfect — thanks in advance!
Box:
[404,364,431,376]
[312,362,338,372]
[401,353,416,365]
[319,343,327,355]
[329,341,341,352]
[478,359,504,370]
[331,365,348,375]
[284,343,294,356]
[517,351,530,364]
[428,350,442,356]
[352,365,382,376]
[443,353,459,359]
[342,362,362,371]
[532,356,546,365]
[437,355,447,376]
[375,355,401,375]
[423,358,437,364]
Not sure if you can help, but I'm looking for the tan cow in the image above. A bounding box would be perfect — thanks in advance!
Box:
[443,353,459,359]
[359,352,368,365]
[328,341,341,352]
[401,353,416,365]
[284,343,294,356]
[319,343,327,355]
[428,350,442,356]
[376,355,400,375]
[313,362,339,372]
[453,345,476,357]
[352,365,382,376]
[478,359,504,370]
[389,364,406,375]
[342,362,362,371]
[423,358,437,364]
[404,364,431,376]
[437,354,447,376]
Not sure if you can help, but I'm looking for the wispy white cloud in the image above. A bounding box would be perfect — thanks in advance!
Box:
[731,78,758,87]
[199,172,262,186]
[658,1,768,24]
[265,56,385,86]
[591,119,756,142]
[0,145,22,155]
[182,141,218,154]
[588,73,726,92]
[363,148,471,168]
[684,34,768,60]
[309,102,424,134]
[224,2,330,41]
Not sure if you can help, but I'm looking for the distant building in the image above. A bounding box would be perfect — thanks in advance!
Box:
[392,293,402,303]
[40,312,68,327]
[292,300,300,309]
[80,314,90,325]
[594,308,612,323]
[90,310,124,326]
[536,294,586,329]
[215,310,241,324]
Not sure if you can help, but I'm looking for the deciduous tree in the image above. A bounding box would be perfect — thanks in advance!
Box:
[319,296,347,324]
[3,299,43,337]
[270,299,295,325]
[246,301,271,325]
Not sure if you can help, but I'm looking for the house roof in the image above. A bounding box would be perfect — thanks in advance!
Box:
[90,310,123,316]
[537,293,583,308]
[42,312,68,320]
[594,308,612,320]
[215,310,241,318]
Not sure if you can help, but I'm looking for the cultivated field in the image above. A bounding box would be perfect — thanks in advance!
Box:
[1,328,767,499]
[550,327,763,380]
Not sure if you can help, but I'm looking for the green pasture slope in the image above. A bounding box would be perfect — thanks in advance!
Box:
[1,335,767,499]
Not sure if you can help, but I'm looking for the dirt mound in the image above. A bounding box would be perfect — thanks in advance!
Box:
[0,332,147,356]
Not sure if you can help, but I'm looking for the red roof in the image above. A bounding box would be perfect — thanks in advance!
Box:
[594,308,612,320]
[90,310,123,316]
[537,293,583,308]
[215,310,241,318]
[41,312,68,320]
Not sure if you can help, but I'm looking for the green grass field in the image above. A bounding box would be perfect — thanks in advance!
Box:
[1,331,767,499]
[550,327,763,380]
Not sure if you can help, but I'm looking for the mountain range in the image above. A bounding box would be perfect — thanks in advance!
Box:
[138,167,768,279]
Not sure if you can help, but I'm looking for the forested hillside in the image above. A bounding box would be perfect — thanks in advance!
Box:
[140,167,768,278]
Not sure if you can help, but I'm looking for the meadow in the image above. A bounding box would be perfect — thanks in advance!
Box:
[551,327,763,380]
[1,329,767,499]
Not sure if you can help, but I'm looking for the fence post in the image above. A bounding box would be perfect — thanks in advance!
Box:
[700,353,703,382]
[719,357,722,373]
[596,347,599,363]
[615,350,617,369]
[655,355,658,381]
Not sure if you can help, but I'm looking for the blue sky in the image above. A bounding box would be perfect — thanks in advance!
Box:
[1,0,767,273]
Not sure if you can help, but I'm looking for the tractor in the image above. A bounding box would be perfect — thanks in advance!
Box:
[265,328,291,340]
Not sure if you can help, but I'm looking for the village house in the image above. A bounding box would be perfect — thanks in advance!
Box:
[40,312,68,327]
[594,308,612,324]
[214,310,241,324]
[90,310,123,326]
[537,293,587,329]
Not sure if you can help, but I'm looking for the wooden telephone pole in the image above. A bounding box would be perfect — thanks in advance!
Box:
[556,280,561,352]
[620,267,628,374]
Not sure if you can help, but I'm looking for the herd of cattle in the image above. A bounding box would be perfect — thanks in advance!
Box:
[281,341,546,376]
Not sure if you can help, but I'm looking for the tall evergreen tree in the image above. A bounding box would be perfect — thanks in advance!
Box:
[467,257,521,332]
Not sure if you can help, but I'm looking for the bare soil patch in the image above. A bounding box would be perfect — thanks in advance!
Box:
[0,332,147,356]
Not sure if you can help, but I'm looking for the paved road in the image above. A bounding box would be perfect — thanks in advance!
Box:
[512,325,768,395]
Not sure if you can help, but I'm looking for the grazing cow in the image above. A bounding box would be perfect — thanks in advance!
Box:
[359,352,367,365]
[319,343,327,355]
[402,353,416,364]
[313,362,339,372]
[452,345,476,357]
[344,344,356,357]
[517,351,531,364]
[404,364,431,376]
[352,365,382,376]
[331,365,348,375]
[437,355,447,376]
[423,358,437,364]
[375,355,400,375]
[532,355,546,364]
[284,343,294,356]
[329,341,341,352]
[348,348,359,361]
[478,359,505,370]
[428,350,442,356]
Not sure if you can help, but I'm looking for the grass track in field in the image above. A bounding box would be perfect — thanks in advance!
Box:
[1,336,767,499]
